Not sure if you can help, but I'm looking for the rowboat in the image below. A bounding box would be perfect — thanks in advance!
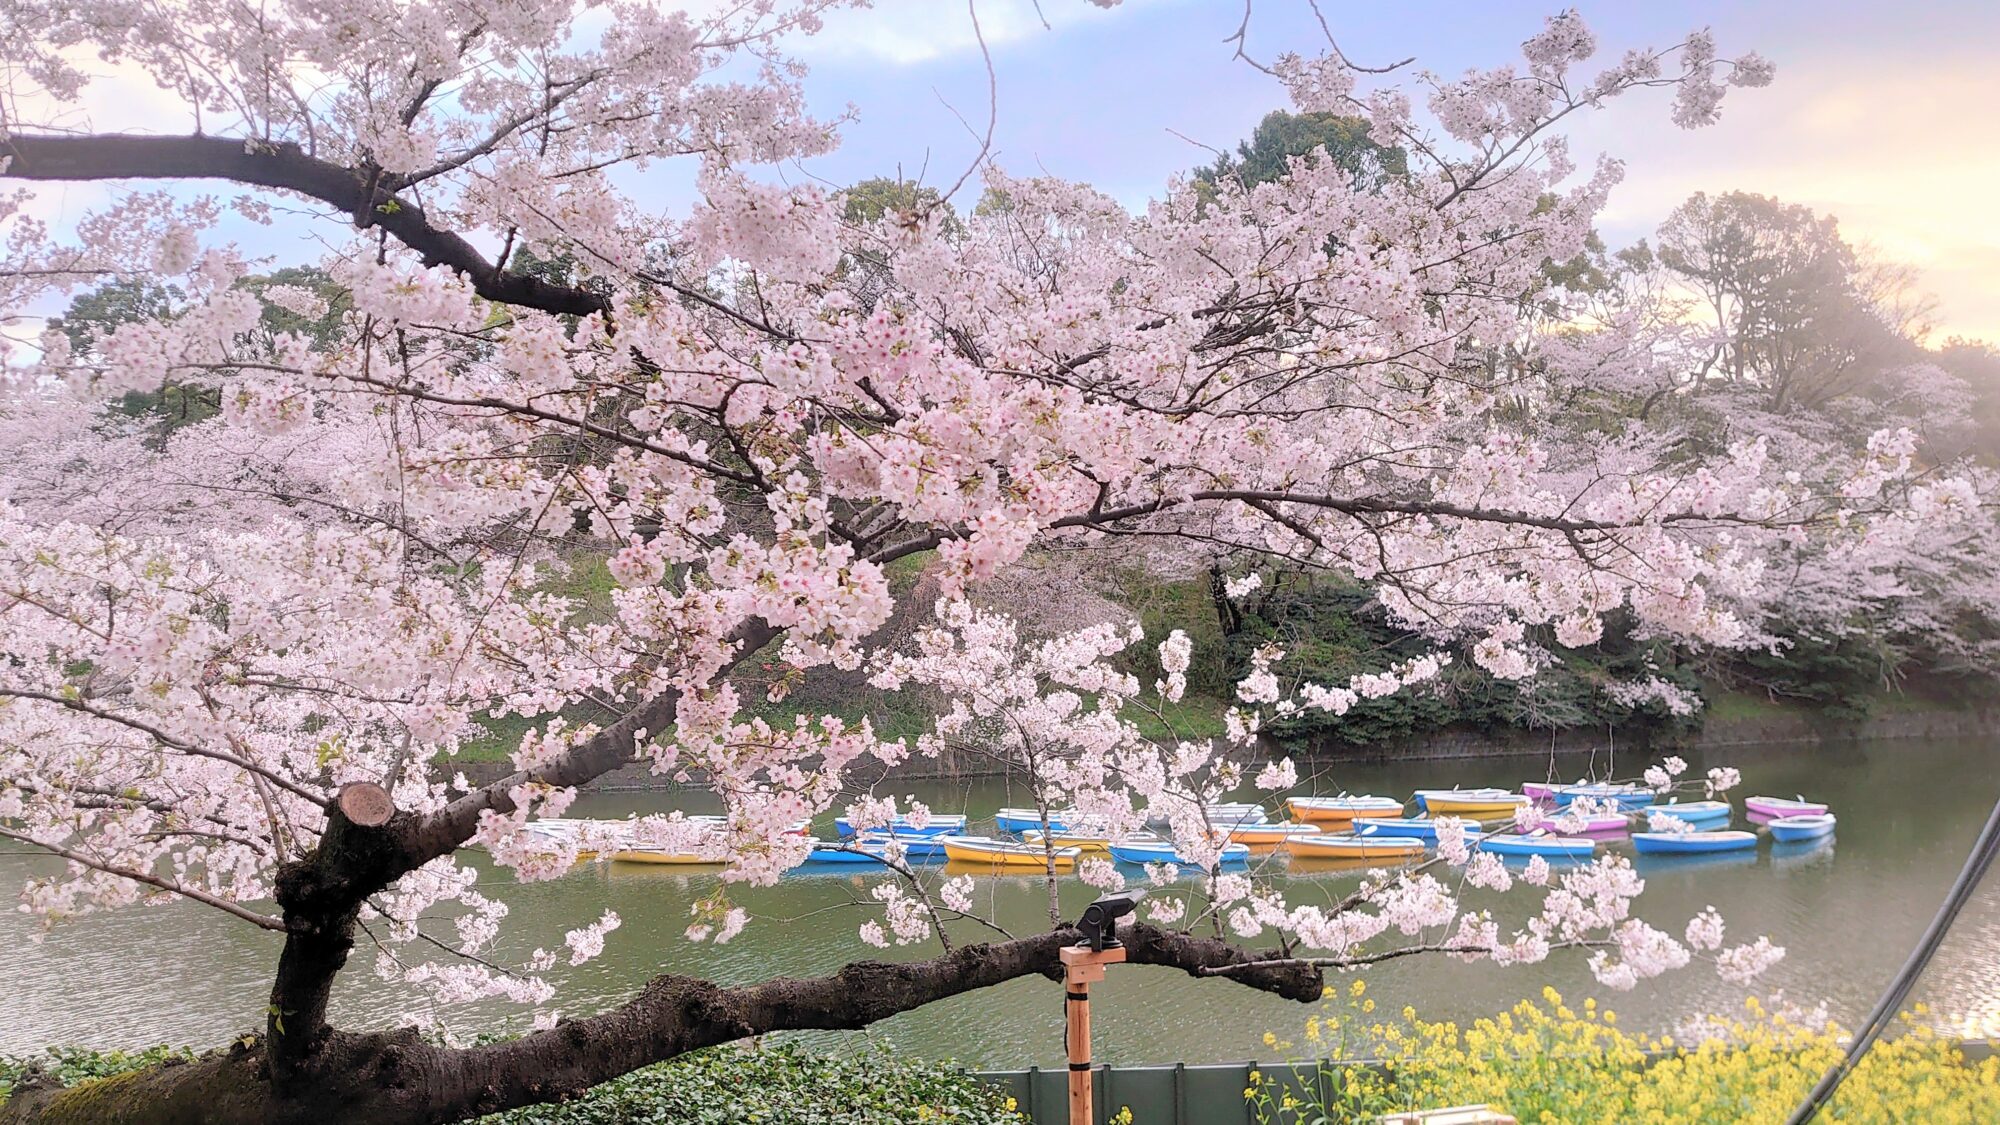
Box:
[940,835,1080,869]
[1631,830,1758,854]
[1522,781,1556,801]
[1286,834,1427,860]
[1642,801,1731,828]
[1745,796,1827,819]
[1544,811,1631,835]
[1414,789,1531,817]
[1231,819,1325,845]
[1143,802,1269,830]
[834,814,968,839]
[1020,829,1114,854]
[1352,817,1441,841]
[1107,838,1252,866]
[1228,823,1324,848]
[1477,834,1596,859]
[1768,813,1837,842]
[994,807,1072,834]
[1550,783,1655,810]
[804,839,893,864]
[610,848,722,865]
[855,831,951,859]
[1287,795,1405,823]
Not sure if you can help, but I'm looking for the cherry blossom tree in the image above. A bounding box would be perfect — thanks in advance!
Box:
[0,2,1961,1122]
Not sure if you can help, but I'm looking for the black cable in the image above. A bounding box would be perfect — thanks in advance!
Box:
[1782,793,2000,1124]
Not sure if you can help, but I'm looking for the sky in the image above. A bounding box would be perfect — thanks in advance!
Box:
[762,0,2000,344]
[15,0,2000,343]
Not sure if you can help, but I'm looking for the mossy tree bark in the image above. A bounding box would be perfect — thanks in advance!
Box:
[0,925,1320,1125]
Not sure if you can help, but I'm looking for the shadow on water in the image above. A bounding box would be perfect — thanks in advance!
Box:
[2,736,1998,1067]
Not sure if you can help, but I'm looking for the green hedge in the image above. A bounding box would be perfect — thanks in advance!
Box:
[2,1042,1027,1125]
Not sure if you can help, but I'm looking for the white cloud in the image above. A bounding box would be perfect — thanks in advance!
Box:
[789,0,1156,66]
[1574,52,2000,343]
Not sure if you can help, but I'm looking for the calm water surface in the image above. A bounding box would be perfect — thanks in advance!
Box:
[4,737,1999,1068]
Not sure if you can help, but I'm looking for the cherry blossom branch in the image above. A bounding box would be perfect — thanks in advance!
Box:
[0,826,291,932]
[1193,937,1612,977]
[0,688,332,809]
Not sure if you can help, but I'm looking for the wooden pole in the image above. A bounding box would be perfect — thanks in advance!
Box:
[1059,945,1126,1125]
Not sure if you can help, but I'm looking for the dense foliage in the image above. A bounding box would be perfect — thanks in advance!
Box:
[1248,986,2000,1125]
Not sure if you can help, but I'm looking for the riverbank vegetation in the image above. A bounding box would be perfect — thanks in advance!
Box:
[1248,986,2000,1124]
[1,1043,1025,1125]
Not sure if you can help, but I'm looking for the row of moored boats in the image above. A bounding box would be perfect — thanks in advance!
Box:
[513,785,1836,871]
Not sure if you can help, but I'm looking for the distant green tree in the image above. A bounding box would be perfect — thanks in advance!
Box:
[237,265,349,352]
[52,268,351,432]
[50,277,182,353]
[841,177,960,233]
[1192,111,1406,199]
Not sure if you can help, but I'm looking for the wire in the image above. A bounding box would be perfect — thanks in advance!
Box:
[1782,793,2000,1124]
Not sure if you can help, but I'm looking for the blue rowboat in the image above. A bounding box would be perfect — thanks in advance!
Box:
[1352,817,1440,841]
[1107,838,1251,866]
[855,831,950,859]
[993,807,1069,834]
[804,838,892,864]
[1631,830,1757,855]
[1477,834,1596,859]
[834,814,967,839]
[1768,813,1836,842]
[1551,783,1655,810]
[1641,801,1731,827]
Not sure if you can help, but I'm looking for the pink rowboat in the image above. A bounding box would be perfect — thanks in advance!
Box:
[1745,795,1827,818]
[1545,811,1630,835]
[1522,782,1555,801]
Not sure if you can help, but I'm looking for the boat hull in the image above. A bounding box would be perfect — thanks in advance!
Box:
[1286,835,1426,860]
[1768,814,1837,842]
[610,849,721,865]
[940,837,1079,869]
[1107,841,1251,866]
[1631,830,1758,854]
[1551,785,1655,810]
[1478,835,1595,858]
[1352,818,1440,841]
[1745,796,1828,819]
[1415,790,1531,817]
[1287,797,1405,823]
[834,816,967,839]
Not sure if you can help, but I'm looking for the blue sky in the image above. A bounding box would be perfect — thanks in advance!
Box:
[760,0,2000,341]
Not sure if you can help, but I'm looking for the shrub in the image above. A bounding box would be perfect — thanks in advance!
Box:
[1247,982,2000,1124]
[477,1042,1026,1124]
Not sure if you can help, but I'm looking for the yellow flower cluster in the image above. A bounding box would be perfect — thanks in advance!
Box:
[1244,989,2000,1124]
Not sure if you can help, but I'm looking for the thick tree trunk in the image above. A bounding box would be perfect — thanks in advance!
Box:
[0,923,1320,1125]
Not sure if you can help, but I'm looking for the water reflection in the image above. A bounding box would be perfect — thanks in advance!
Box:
[1,737,1998,1068]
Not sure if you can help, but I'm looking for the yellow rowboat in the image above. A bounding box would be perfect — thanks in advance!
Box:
[941,835,1081,870]
[1287,796,1405,824]
[609,848,724,865]
[1286,834,1427,861]
[1021,830,1113,854]
[1413,789,1532,818]
[1229,823,1325,849]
